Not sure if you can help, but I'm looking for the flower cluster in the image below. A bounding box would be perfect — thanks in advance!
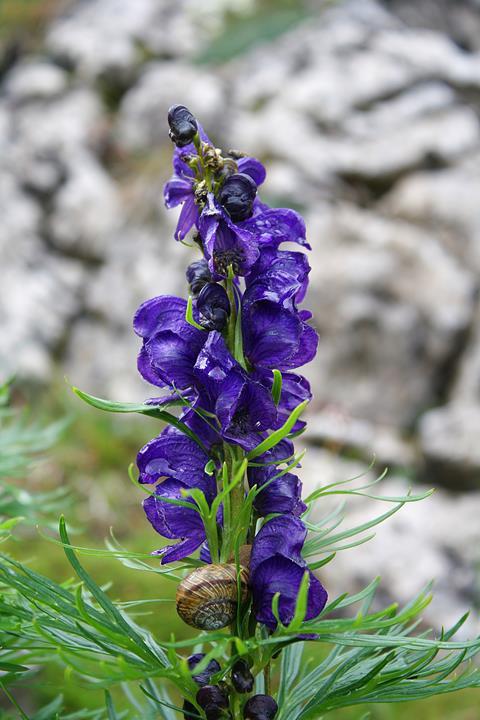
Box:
[134,105,327,641]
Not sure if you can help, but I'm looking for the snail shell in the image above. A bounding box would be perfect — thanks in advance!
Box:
[176,562,249,631]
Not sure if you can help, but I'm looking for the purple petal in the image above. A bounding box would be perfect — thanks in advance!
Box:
[241,208,310,250]
[280,322,318,371]
[133,296,188,340]
[216,371,277,451]
[253,471,306,517]
[237,156,267,186]
[145,330,204,390]
[251,555,327,629]
[250,515,307,573]
[243,301,302,370]
[175,195,199,241]
[164,176,193,208]
[137,429,210,489]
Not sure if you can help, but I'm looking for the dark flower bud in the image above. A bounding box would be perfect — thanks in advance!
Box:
[196,685,230,719]
[188,653,222,686]
[231,659,254,694]
[183,699,198,719]
[218,173,257,223]
[197,283,230,332]
[168,104,198,147]
[186,259,211,296]
[243,694,278,720]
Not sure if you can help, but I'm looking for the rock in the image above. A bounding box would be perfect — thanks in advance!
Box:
[419,404,480,490]
[10,88,104,153]
[301,448,480,637]
[46,0,158,79]
[336,105,479,182]
[0,171,84,382]
[304,203,476,428]
[3,60,68,102]
[382,156,480,270]
[384,0,480,53]
[115,62,225,152]
[47,149,122,258]
[306,409,416,468]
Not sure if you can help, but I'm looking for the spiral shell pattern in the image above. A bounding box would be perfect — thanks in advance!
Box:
[176,563,249,630]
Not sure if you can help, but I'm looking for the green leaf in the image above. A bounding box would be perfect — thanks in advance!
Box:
[247,400,309,460]
[287,571,310,633]
[186,295,206,331]
[72,386,208,452]
[271,369,283,406]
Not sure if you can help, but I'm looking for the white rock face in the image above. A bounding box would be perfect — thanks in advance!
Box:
[4,60,68,101]
[305,204,475,426]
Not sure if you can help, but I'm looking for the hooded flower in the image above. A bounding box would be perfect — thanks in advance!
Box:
[248,440,306,517]
[138,428,216,563]
[250,516,327,630]
[199,194,260,278]
[194,332,277,451]
[242,248,318,371]
[134,295,207,391]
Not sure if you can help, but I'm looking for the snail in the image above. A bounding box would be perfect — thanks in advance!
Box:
[176,548,251,631]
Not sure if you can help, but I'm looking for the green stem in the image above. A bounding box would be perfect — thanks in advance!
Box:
[264,661,271,696]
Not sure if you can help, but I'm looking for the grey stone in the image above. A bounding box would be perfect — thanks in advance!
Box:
[419,405,480,490]
[47,149,122,258]
[382,157,480,270]
[46,0,158,78]
[4,60,68,102]
[0,172,84,381]
[304,204,476,428]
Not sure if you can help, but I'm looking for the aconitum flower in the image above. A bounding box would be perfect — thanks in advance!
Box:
[250,516,328,629]
[199,193,260,278]
[134,295,206,391]
[219,172,257,222]
[194,333,277,450]
[196,282,230,331]
[138,429,215,562]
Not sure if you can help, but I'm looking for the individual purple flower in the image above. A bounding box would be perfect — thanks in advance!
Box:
[248,441,306,517]
[144,479,209,563]
[186,258,212,296]
[242,299,318,371]
[187,653,221,686]
[197,282,230,331]
[168,105,198,148]
[250,516,327,630]
[134,295,206,391]
[194,333,277,451]
[240,206,310,251]
[163,125,210,242]
[218,172,257,223]
[199,193,260,278]
[138,428,215,563]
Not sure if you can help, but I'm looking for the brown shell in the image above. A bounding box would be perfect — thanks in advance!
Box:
[176,563,249,631]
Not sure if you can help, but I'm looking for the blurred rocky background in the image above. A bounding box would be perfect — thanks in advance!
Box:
[1,0,480,683]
